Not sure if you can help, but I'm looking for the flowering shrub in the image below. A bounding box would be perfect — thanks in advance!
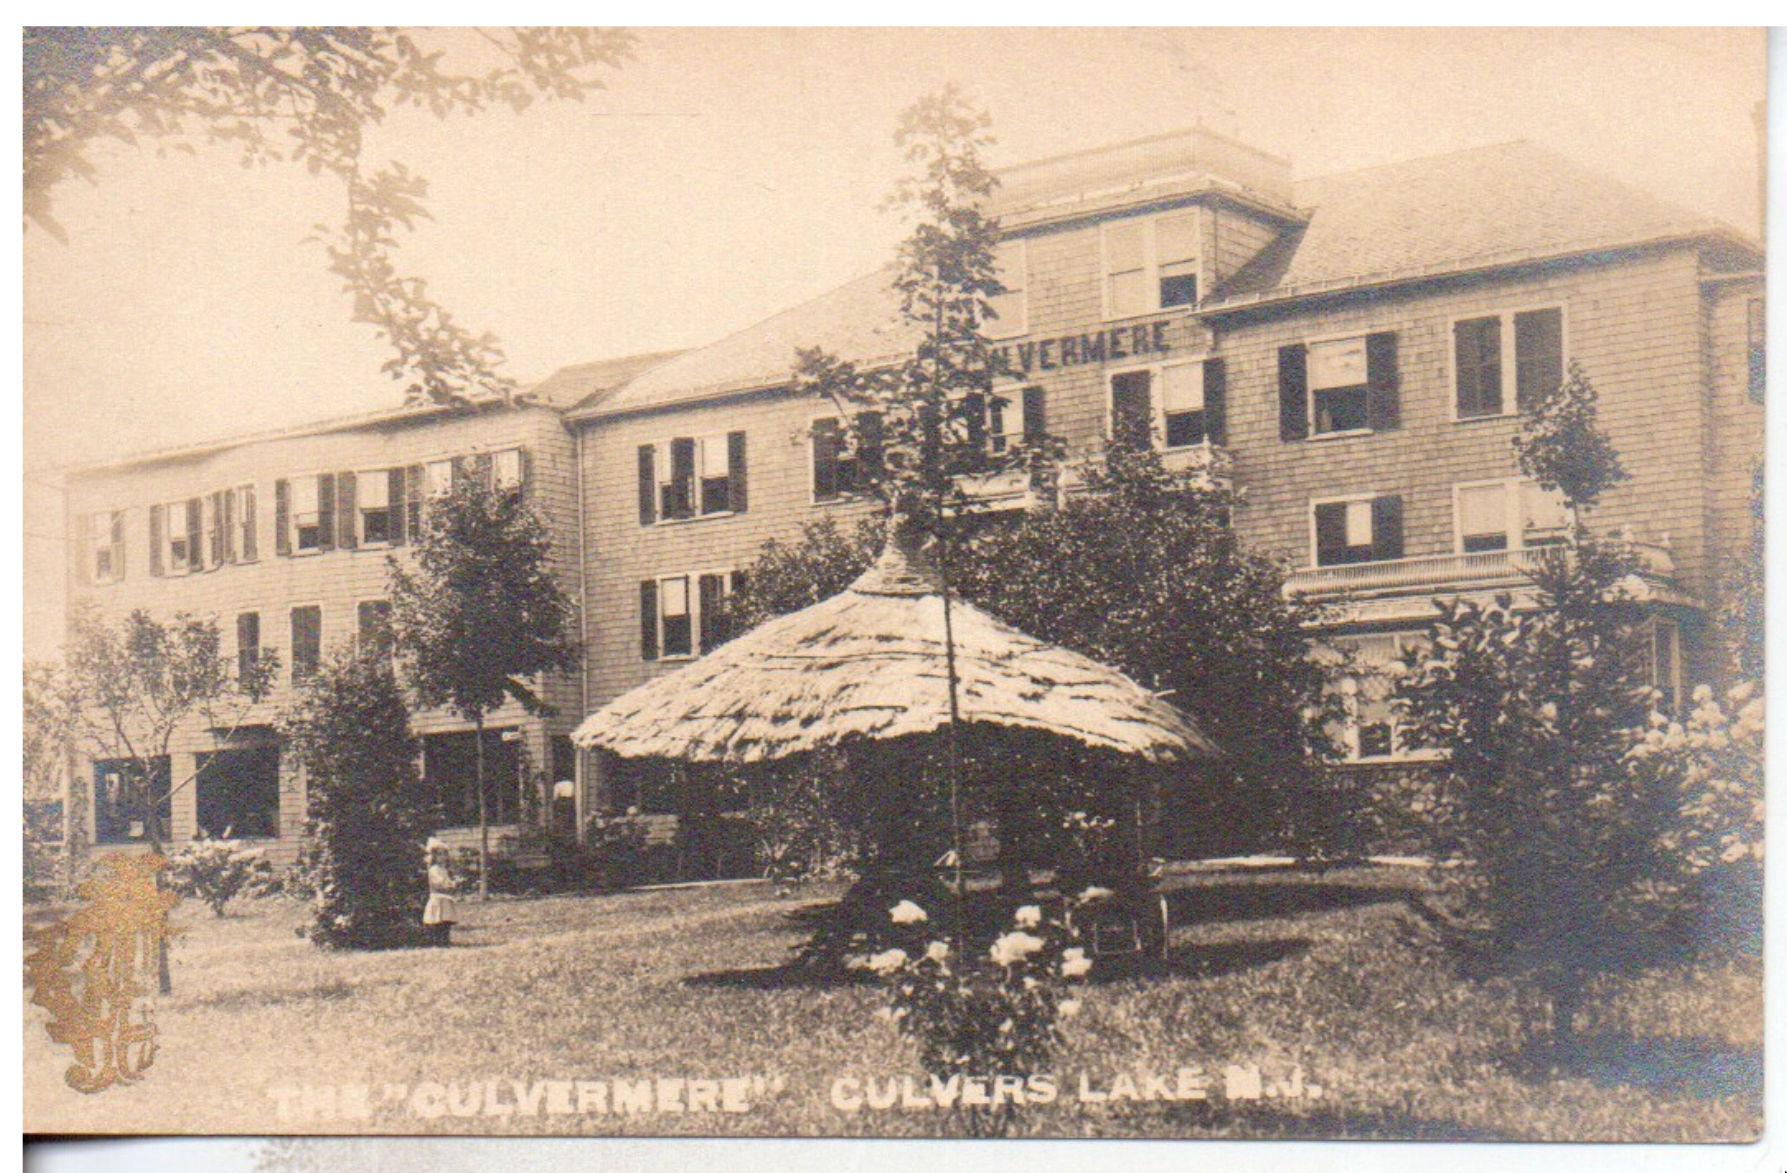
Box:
[869,894,1095,1136]
[1627,684,1764,872]
[167,832,274,916]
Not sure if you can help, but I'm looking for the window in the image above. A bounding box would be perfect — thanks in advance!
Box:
[1749,297,1766,402]
[641,571,733,661]
[1455,479,1568,553]
[1309,337,1369,435]
[1313,495,1404,567]
[811,415,882,503]
[1109,361,1227,449]
[195,744,281,839]
[639,434,746,522]
[290,475,326,553]
[1103,210,1199,320]
[1454,307,1564,419]
[356,470,395,545]
[492,448,524,494]
[357,599,393,654]
[291,605,322,681]
[237,612,261,682]
[155,499,197,574]
[93,756,171,844]
[233,485,258,562]
[987,240,1028,339]
[1327,635,1427,762]
[985,388,1032,455]
[425,729,522,828]
[83,510,125,585]
[1648,618,1683,714]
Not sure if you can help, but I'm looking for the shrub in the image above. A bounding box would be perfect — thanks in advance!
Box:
[870,896,1091,1137]
[584,812,652,890]
[280,651,435,949]
[167,833,274,915]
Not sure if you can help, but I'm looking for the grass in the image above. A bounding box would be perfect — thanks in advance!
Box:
[23,865,1760,1139]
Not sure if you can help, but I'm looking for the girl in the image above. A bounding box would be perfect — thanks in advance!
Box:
[423,839,459,947]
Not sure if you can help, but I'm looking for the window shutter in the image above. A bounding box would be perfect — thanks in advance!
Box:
[963,391,988,453]
[149,504,165,575]
[1202,359,1228,446]
[726,431,748,514]
[389,469,408,545]
[111,510,126,580]
[471,453,493,489]
[1371,495,1404,562]
[697,573,725,652]
[667,438,696,519]
[237,612,259,679]
[1279,344,1309,441]
[1314,502,1347,566]
[1365,332,1400,431]
[241,486,258,562]
[185,499,202,574]
[274,480,290,557]
[452,455,470,492]
[1110,371,1152,447]
[75,512,93,586]
[639,580,660,661]
[516,447,533,499]
[335,471,358,550]
[1021,386,1047,445]
[316,474,336,551]
[215,490,232,565]
[812,419,841,500]
[1455,318,1502,417]
[637,445,657,525]
[404,466,424,539]
[1515,308,1564,411]
[858,412,886,484]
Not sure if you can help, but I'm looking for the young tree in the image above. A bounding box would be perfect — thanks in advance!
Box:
[25,27,632,405]
[1399,363,1681,1049]
[387,475,578,897]
[61,605,279,990]
[280,649,434,949]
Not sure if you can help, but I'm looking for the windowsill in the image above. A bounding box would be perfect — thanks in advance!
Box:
[1453,410,1517,425]
[1347,750,1447,765]
[654,654,697,664]
[653,511,736,527]
[1307,427,1374,443]
[291,547,323,557]
[812,494,871,508]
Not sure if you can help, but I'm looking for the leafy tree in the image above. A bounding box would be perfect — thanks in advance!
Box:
[387,476,578,897]
[1398,364,1683,1049]
[61,605,279,990]
[166,832,274,916]
[25,27,632,405]
[280,649,434,949]
[24,660,81,898]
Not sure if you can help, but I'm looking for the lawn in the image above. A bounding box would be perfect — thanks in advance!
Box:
[23,865,1761,1140]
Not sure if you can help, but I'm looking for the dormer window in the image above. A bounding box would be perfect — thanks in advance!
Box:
[1102,210,1199,320]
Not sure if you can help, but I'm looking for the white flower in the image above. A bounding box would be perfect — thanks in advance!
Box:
[1060,947,1093,978]
[867,948,909,975]
[1014,904,1042,928]
[1058,999,1082,1019]
[889,900,928,925]
[989,931,1046,966]
[924,941,950,963]
[1078,886,1115,903]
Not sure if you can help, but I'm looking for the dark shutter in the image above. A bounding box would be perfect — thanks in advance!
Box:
[1515,308,1564,411]
[1021,386,1047,445]
[858,412,886,485]
[389,469,408,545]
[1365,332,1400,431]
[316,474,336,551]
[274,480,290,557]
[1202,359,1227,446]
[404,466,424,539]
[150,504,165,575]
[1314,502,1348,566]
[336,471,358,550]
[237,612,259,680]
[812,419,841,500]
[110,510,126,580]
[667,438,696,519]
[1110,370,1153,447]
[471,453,493,489]
[452,455,470,492]
[240,486,258,561]
[1455,317,1502,417]
[516,447,532,499]
[75,512,93,586]
[639,580,660,661]
[1371,495,1404,562]
[963,391,988,453]
[213,490,231,565]
[185,499,202,573]
[727,431,748,514]
[637,445,657,525]
[697,573,725,653]
[1279,344,1309,441]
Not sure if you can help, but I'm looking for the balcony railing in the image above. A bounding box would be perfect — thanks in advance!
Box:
[1058,442,1233,497]
[1284,542,1677,599]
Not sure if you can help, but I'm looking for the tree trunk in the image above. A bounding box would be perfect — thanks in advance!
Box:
[474,713,489,901]
[147,805,173,996]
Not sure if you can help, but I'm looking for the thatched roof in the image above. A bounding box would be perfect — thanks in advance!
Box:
[572,523,1218,764]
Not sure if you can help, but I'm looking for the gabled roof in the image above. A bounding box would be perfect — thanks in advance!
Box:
[529,348,687,412]
[1216,140,1746,307]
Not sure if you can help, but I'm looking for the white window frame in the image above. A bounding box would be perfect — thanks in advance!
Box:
[809,414,871,506]
[986,238,1029,340]
[1326,634,1442,764]
[1647,617,1683,714]
[1303,329,1373,440]
[1099,208,1202,322]
[88,509,124,585]
[491,448,524,493]
[651,568,734,661]
[1448,302,1569,423]
[1451,477,1569,554]
[354,596,394,655]
[160,499,193,572]
[288,600,324,682]
[1104,357,1216,450]
[289,473,324,556]
[355,469,395,548]
[650,435,733,523]
[1308,491,1384,569]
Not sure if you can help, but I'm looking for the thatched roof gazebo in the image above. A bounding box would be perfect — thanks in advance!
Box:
[572,521,1215,766]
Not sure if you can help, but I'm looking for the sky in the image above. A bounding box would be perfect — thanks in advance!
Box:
[17,27,1768,656]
